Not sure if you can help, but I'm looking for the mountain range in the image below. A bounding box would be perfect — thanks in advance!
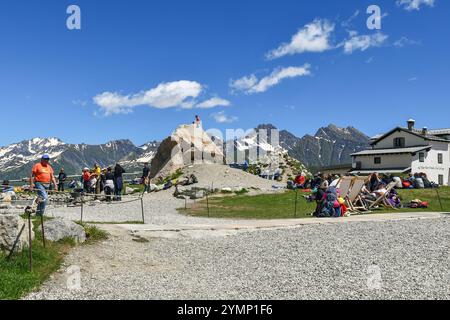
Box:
[0,138,159,180]
[0,124,370,180]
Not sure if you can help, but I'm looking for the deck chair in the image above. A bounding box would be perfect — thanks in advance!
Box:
[367,182,398,209]
[346,176,370,213]
[338,176,354,199]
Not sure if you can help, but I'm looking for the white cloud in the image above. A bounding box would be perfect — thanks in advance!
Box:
[343,32,388,54]
[212,111,238,123]
[408,76,418,81]
[393,36,420,47]
[230,65,311,94]
[397,0,435,11]
[266,19,334,59]
[93,81,231,115]
[196,97,231,109]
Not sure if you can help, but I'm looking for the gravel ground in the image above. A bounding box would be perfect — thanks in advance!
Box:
[26,217,450,300]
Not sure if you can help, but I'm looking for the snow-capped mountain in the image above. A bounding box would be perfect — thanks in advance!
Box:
[278,124,371,170]
[0,138,157,180]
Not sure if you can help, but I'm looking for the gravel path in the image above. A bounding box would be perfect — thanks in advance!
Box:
[26,217,450,300]
[46,164,284,224]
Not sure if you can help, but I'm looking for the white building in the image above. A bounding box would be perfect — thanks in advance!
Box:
[351,120,450,186]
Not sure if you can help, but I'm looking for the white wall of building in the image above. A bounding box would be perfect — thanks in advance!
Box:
[354,153,412,170]
[411,141,450,185]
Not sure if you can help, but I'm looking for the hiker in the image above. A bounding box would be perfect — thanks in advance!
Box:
[2,180,14,193]
[142,162,151,193]
[82,168,91,193]
[294,173,306,189]
[420,173,433,188]
[57,168,67,192]
[113,163,125,201]
[93,163,102,194]
[392,176,403,189]
[329,175,341,188]
[313,174,329,217]
[368,172,381,192]
[318,186,340,218]
[30,154,58,216]
[68,179,76,189]
[103,167,115,202]
[194,115,201,128]
[89,171,98,194]
[413,173,425,189]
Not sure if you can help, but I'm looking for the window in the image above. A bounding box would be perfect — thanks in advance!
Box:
[374,157,381,164]
[419,152,425,163]
[393,137,405,148]
[438,175,444,185]
[438,153,443,164]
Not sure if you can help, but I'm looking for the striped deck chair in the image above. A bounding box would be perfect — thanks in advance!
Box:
[338,176,354,199]
[367,182,398,209]
[346,176,370,213]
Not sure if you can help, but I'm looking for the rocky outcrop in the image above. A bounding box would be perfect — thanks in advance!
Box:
[150,124,224,178]
[0,214,34,253]
[38,219,86,243]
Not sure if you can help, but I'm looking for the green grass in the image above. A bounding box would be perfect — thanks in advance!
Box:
[180,187,450,219]
[0,218,109,300]
[394,187,450,212]
[180,190,316,219]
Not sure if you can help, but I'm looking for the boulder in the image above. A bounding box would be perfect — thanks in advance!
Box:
[0,214,34,253]
[38,219,86,243]
[150,124,224,179]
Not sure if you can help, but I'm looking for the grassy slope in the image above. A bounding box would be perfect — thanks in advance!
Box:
[180,187,450,219]
[0,219,108,300]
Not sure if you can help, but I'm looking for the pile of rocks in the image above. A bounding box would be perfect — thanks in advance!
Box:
[150,124,224,179]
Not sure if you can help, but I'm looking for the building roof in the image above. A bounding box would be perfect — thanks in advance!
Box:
[349,167,411,175]
[351,146,431,156]
[429,128,450,135]
[370,127,450,145]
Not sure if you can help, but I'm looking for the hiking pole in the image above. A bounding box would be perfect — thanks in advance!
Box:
[80,195,84,223]
[26,206,33,272]
[294,189,298,218]
[140,196,145,224]
[41,214,46,248]
[435,188,444,212]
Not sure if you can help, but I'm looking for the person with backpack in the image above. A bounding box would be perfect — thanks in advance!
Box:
[113,163,125,201]
[57,168,67,192]
[142,162,151,193]
[103,167,115,202]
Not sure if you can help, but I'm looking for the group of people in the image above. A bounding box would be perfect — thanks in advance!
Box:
[28,154,137,216]
[80,163,126,201]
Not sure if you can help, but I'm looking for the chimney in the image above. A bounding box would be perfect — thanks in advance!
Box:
[407,119,415,131]
[422,127,428,135]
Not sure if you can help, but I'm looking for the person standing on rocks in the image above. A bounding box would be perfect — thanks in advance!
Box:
[142,162,151,193]
[113,163,125,201]
[194,115,201,128]
[57,168,67,192]
[30,154,58,216]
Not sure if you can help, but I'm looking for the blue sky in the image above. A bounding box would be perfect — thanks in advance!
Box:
[0,0,449,146]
